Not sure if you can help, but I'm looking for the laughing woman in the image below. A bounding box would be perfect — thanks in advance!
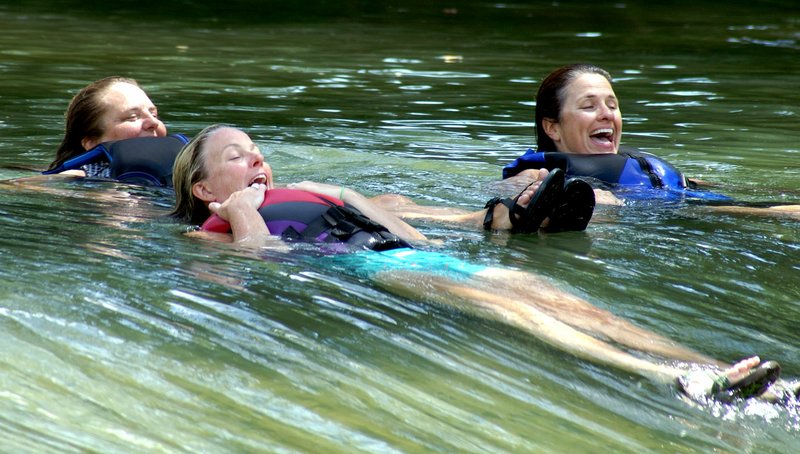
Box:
[169,124,794,406]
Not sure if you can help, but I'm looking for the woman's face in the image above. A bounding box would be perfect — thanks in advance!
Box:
[544,73,622,154]
[83,82,168,150]
[194,127,274,203]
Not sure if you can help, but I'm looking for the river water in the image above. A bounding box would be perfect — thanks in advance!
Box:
[1,1,799,452]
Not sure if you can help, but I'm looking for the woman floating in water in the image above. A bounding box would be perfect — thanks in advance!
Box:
[169,124,798,407]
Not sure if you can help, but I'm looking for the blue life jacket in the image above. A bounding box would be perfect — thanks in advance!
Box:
[201,188,411,252]
[43,134,189,187]
[502,147,731,201]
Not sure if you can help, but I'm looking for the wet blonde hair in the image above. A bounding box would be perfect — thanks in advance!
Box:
[171,124,228,224]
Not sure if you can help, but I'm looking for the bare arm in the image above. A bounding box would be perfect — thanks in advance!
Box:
[288,181,428,243]
[707,204,800,219]
[207,183,276,248]
[0,173,82,191]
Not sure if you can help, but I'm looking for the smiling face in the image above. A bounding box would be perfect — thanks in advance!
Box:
[543,73,622,154]
[82,82,167,150]
[191,127,274,204]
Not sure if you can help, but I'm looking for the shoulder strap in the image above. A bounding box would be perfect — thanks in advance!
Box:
[42,146,111,175]
[619,150,664,188]
[297,204,411,251]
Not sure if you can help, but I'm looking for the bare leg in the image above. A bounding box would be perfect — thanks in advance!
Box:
[374,270,763,391]
[375,270,685,383]
[371,188,715,364]
[476,267,724,367]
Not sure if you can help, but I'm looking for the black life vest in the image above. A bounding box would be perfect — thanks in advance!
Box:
[502,147,732,201]
[201,188,411,252]
[44,134,189,187]
[502,147,687,187]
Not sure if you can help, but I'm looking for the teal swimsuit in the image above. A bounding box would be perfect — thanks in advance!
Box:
[320,248,488,281]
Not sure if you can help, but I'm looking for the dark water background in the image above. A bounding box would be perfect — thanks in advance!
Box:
[1,1,799,452]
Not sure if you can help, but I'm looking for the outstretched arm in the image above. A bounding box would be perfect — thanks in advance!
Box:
[288,181,428,243]
[707,204,800,219]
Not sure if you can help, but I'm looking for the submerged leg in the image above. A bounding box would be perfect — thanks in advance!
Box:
[371,270,774,403]
[477,267,724,367]
[374,270,683,383]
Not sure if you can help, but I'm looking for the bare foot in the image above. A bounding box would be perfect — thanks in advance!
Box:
[678,356,773,403]
[723,356,761,383]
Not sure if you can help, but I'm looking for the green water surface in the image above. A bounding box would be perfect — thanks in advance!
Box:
[0,1,798,452]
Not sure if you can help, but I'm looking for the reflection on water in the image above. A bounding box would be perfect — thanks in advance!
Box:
[1,0,799,452]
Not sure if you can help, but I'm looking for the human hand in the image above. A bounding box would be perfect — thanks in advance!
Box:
[492,169,552,195]
[516,168,551,184]
[209,183,267,221]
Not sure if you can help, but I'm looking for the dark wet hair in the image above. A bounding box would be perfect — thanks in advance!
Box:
[48,76,140,171]
[535,64,612,151]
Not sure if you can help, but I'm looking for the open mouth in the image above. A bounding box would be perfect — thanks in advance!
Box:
[590,128,614,145]
[249,174,268,185]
